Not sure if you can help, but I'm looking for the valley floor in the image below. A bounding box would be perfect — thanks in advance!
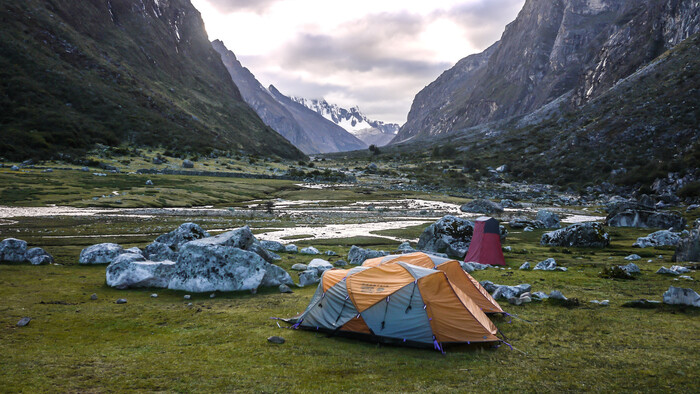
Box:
[0,163,699,392]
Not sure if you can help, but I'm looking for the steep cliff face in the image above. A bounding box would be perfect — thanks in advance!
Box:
[395,0,700,142]
[0,0,304,159]
[212,40,319,154]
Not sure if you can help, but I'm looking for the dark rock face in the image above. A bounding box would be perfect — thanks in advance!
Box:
[347,246,389,265]
[395,0,700,142]
[460,199,504,214]
[674,228,700,262]
[605,209,686,231]
[540,222,610,247]
[418,216,474,259]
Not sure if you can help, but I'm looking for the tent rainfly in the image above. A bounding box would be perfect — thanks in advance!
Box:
[362,252,503,314]
[289,261,502,352]
[463,217,506,266]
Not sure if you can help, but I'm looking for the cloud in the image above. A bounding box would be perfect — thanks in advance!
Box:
[204,0,279,14]
[195,0,526,123]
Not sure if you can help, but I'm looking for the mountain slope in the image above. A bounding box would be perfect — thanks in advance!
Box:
[385,32,700,190]
[267,86,368,153]
[211,40,319,154]
[395,0,700,142]
[0,0,304,160]
[291,98,398,147]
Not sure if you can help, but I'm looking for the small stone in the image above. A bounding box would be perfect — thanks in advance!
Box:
[210,293,216,298]
[17,317,31,327]
[625,254,641,261]
[151,294,158,298]
[300,246,320,255]
[519,262,530,270]
[531,291,549,300]
[291,263,308,271]
[549,290,567,300]
[590,300,600,304]
[116,298,127,304]
[146,179,154,186]
[187,302,193,307]
[184,295,191,300]
[285,244,298,253]
[268,336,285,344]
[507,297,523,306]
[90,293,98,300]
[334,260,348,267]
[279,284,293,293]
[679,275,693,281]
[325,250,338,256]
[600,300,610,306]
[503,246,512,252]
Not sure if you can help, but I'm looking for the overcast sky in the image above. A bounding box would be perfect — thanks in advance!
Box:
[192,0,525,124]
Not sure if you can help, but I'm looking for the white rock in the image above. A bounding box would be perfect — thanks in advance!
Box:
[308,258,333,274]
[662,286,700,307]
[625,254,641,261]
[549,290,567,300]
[79,243,124,264]
[106,253,176,289]
[534,258,557,271]
[600,300,609,306]
[300,246,320,255]
[0,238,28,262]
[291,263,308,271]
[519,262,530,270]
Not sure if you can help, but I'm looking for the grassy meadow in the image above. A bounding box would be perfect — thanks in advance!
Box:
[1,164,699,392]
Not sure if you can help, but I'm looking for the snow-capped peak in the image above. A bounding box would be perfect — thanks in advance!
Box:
[290,97,399,136]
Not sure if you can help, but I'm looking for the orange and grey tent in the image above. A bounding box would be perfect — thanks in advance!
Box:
[464,217,506,266]
[291,262,500,352]
[363,252,503,314]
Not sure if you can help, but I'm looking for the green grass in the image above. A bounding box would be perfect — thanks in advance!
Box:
[1,210,699,392]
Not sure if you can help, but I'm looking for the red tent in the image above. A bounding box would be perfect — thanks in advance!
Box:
[464,217,505,266]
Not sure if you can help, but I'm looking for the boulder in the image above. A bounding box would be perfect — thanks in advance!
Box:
[10,165,19,171]
[285,244,298,253]
[479,280,498,293]
[79,243,124,264]
[396,242,415,253]
[144,241,178,262]
[300,246,320,255]
[167,242,289,292]
[182,159,194,168]
[307,258,333,274]
[260,264,295,288]
[533,258,557,271]
[298,269,320,287]
[324,250,338,256]
[460,199,503,214]
[519,261,530,270]
[154,223,210,252]
[106,254,177,289]
[291,263,308,271]
[673,228,700,262]
[540,222,610,248]
[347,245,388,265]
[260,240,285,253]
[500,199,522,208]
[26,247,54,265]
[461,261,490,273]
[662,286,700,307]
[605,208,685,231]
[549,290,567,300]
[633,230,681,248]
[625,254,641,261]
[145,179,154,186]
[417,216,474,259]
[0,238,28,262]
[670,265,691,274]
[366,163,378,173]
[536,210,561,229]
[492,284,532,300]
[279,284,293,294]
[509,218,545,229]
[532,291,549,300]
[656,266,680,275]
[620,263,641,275]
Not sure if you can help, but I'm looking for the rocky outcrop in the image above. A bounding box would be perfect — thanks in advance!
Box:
[79,243,124,265]
[605,208,685,231]
[417,215,507,259]
[536,210,561,229]
[347,246,388,265]
[540,222,610,247]
[662,286,700,307]
[460,199,503,214]
[673,225,700,262]
[633,230,681,248]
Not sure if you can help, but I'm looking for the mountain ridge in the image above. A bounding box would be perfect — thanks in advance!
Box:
[0,0,305,160]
